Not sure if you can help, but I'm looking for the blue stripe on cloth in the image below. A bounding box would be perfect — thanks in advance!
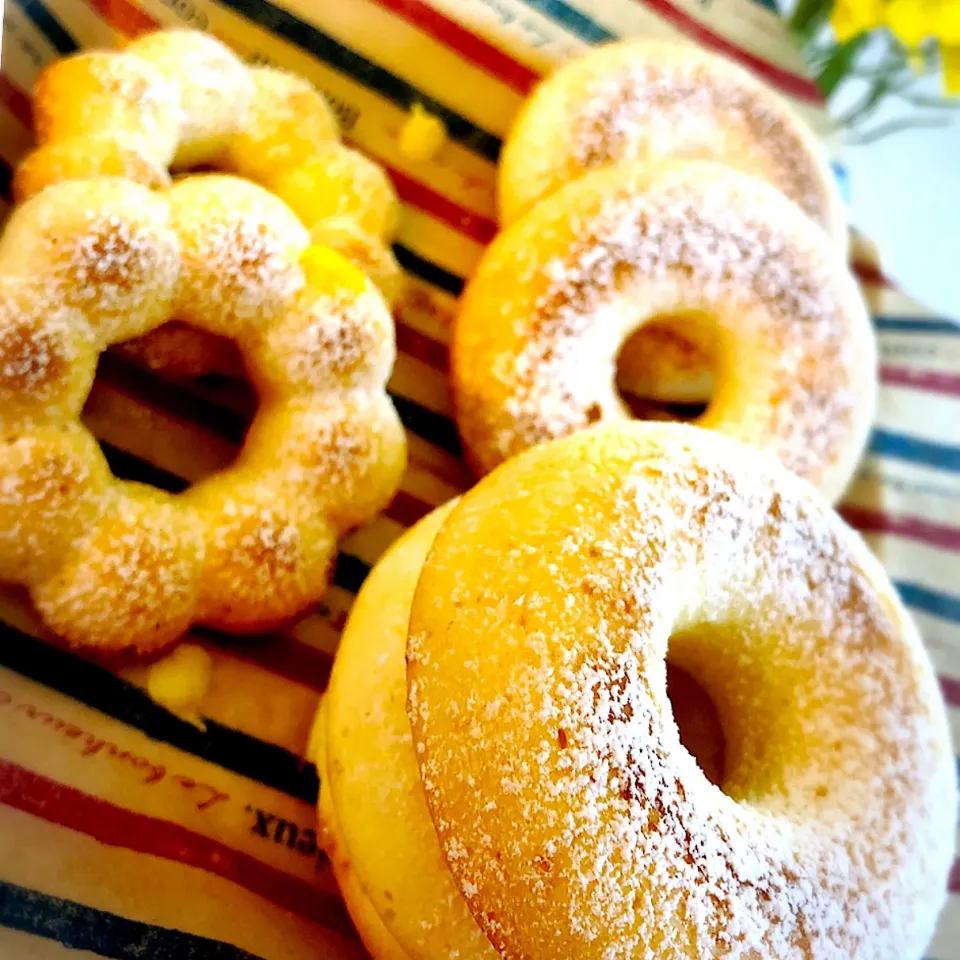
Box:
[0,881,266,959]
[874,315,960,335]
[0,620,321,804]
[895,582,960,625]
[15,0,79,53]
[0,158,12,203]
[869,429,960,472]
[393,244,465,297]
[519,0,616,42]
[214,0,502,161]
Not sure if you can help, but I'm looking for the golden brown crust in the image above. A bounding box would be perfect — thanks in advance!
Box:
[16,28,402,379]
[0,176,405,654]
[453,161,874,502]
[407,422,957,960]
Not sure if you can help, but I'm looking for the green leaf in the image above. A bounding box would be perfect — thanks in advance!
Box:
[789,0,834,40]
[901,92,960,110]
[849,114,951,144]
[817,34,872,98]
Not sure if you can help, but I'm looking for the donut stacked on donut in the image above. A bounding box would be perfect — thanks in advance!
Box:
[492,40,848,406]
[16,28,403,376]
[453,160,874,502]
[0,175,406,654]
[316,422,957,960]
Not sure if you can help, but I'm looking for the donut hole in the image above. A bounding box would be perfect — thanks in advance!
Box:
[664,660,726,788]
[82,348,257,492]
[615,314,716,421]
[114,320,244,382]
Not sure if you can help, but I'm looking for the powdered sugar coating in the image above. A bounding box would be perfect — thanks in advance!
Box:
[0,278,97,420]
[407,422,957,960]
[34,486,205,653]
[0,179,181,344]
[166,174,309,338]
[0,173,404,653]
[33,51,181,166]
[126,30,254,169]
[498,40,845,252]
[186,473,336,633]
[222,67,340,184]
[453,161,875,502]
[250,283,395,394]
[241,391,408,533]
[13,133,171,203]
[0,425,111,585]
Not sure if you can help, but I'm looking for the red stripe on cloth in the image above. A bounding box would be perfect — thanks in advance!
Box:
[881,365,960,397]
[82,0,159,36]
[0,760,354,935]
[0,75,32,129]
[368,0,539,93]
[839,505,960,552]
[386,489,438,527]
[852,260,892,288]
[639,0,822,103]
[386,165,497,244]
[939,675,960,708]
[395,320,450,371]
[216,634,334,692]
[950,856,960,893]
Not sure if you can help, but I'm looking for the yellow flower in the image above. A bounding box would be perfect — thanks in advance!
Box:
[886,0,938,47]
[936,0,960,44]
[831,0,886,42]
[942,45,960,92]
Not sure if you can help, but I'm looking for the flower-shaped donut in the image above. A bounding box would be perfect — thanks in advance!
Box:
[0,174,406,653]
[15,29,403,376]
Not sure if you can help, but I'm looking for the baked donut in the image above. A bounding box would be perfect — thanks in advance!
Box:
[317,500,499,960]
[17,29,402,379]
[499,40,845,245]
[31,50,181,167]
[405,421,957,960]
[0,176,405,653]
[452,161,875,502]
[498,40,846,403]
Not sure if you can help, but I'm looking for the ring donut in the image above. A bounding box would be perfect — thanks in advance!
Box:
[18,30,400,379]
[405,421,957,960]
[317,491,728,959]
[452,161,875,502]
[499,40,845,245]
[498,40,846,404]
[0,175,405,653]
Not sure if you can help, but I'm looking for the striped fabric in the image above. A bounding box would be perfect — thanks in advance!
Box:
[0,1,956,957]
